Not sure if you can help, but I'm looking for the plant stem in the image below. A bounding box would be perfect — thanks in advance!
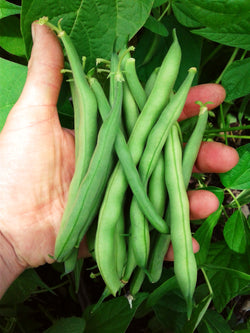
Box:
[158,2,171,21]
[226,188,241,211]
[219,104,228,145]
[215,47,239,84]
[205,124,250,134]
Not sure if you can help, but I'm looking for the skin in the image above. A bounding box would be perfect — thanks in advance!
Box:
[0,23,239,298]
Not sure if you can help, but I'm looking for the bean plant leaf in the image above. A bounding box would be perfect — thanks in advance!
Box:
[220,143,250,190]
[0,269,54,305]
[197,309,232,333]
[153,0,168,8]
[229,189,250,208]
[44,317,86,333]
[0,0,21,19]
[172,0,250,50]
[181,294,212,333]
[222,57,250,101]
[223,210,247,254]
[83,293,148,333]
[0,16,26,57]
[21,0,154,68]
[203,242,250,312]
[144,15,169,37]
[194,208,223,267]
[0,57,27,132]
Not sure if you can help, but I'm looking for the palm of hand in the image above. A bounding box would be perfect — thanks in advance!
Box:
[0,103,75,268]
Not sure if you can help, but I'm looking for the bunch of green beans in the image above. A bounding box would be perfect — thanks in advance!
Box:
[40,17,210,319]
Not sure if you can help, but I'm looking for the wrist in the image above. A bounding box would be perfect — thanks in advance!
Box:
[0,230,26,299]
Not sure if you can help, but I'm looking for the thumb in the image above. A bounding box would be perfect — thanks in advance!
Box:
[16,22,64,109]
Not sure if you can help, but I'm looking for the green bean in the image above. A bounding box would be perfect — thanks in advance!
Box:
[114,214,126,278]
[129,68,196,269]
[138,67,197,182]
[182,102,209,189]
[164,123,197,319]
[122,82,139,135]
[129,267,146,298]
[148,153,166,218]
[124,57,147,110]
[147,154,170,283]
[89,77,169,234]
[95,32,181,295]
[121,230,136,284]
[54,64,123,262]
[130,204,150,268]
[144,67,159,97]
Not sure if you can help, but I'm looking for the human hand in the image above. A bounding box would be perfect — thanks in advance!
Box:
[0,23,238,288]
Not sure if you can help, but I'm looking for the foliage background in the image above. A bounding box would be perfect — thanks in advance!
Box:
[0,0,249,332]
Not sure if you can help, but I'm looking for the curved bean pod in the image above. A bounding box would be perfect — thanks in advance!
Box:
[124,57,146,110]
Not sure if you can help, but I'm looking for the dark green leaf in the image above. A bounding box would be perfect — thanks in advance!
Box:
[153,293,187,332]
[0,0,21,19]
[228,189,250,208]
[172,0,250,50]
[223,210,247,254]
[222,57,250,101]
[144,15,168,36]
[197,309,232,333]
[0,57,27,132]
[0,16,26,57]
[83,293,148,333]
[0,269,54,305]
[153,0,168,8]
[44,317,85,333]
[194,208,223,266]
[203,242,250,312]
[220,143,250,190]
[21,0,154,68]
[173,0,250,29]
[181,294,212,333]
[192,22,250,50]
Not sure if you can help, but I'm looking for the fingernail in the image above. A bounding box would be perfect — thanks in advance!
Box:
[31,22,37,42]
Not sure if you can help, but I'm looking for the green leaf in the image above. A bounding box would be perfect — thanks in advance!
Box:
[21,0,154,67]
[172,0,250,29]
[194,207,223,266]
[0,16,26,57]
[44,317,86,333]
[152,292,187,332]
[203,242,250,312]
[197,309,232,333]
[0,57,27,132]
[135,14,202,87]
[192,22,250,50]
[181,294,212,333]
[0,0,21,19]
[144,15,168,36]
[223,210,247,254]
[220,143,250,190]
[229,189,250,208]
[172,0,250,50]
[0,269,54,305]
[153,0,168,8]
[83,293,148,333]
[222,57,250,101]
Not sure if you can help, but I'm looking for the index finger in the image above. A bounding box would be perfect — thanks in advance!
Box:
[179,83,226,121]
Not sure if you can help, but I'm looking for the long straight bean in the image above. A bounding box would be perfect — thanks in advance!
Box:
[55,72,123,262]
[164,123,197,319]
